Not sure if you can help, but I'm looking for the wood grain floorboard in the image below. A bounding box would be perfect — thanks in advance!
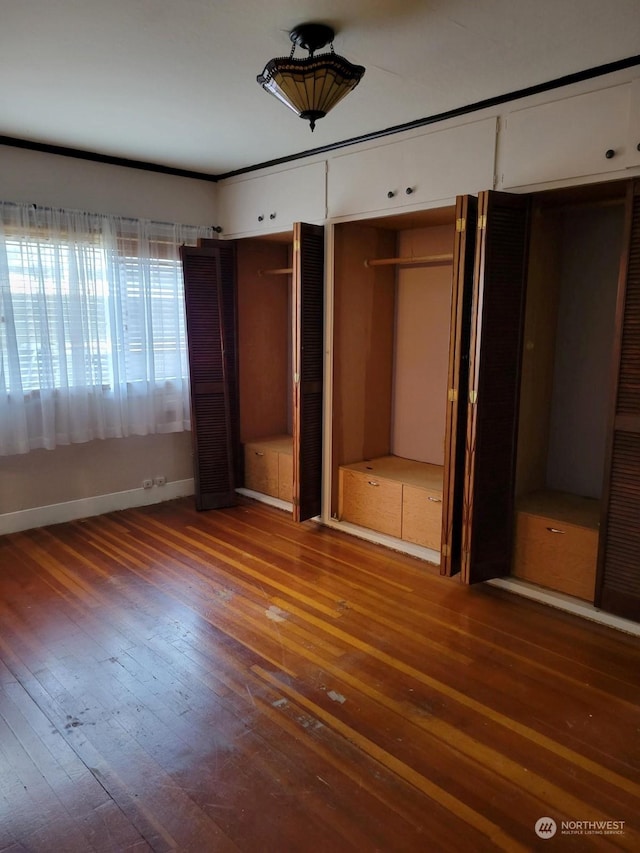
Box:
[1,496,639,851]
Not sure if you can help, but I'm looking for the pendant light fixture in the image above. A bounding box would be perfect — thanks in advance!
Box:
[257,23,365,131]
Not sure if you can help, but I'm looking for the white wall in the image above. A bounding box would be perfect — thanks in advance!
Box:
[0,145,218,528]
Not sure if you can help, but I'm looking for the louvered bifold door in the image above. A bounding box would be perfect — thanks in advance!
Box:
[596,181,640,621]
[441,195,478,576]
[462,191,531,584]
[181,243,238,511]
[292,222,325,522]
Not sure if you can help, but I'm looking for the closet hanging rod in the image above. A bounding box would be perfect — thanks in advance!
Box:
[363,253,453,268]
[258,266,293,277]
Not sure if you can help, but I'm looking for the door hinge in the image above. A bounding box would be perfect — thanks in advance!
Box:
[448,388,458,403]
[456,218,465,233]
[477,215,487,230]
[293,497,300,507]
[294,372,300,384]
[441,544,451,557]
[293,240,301,251]
[469,390,478,404]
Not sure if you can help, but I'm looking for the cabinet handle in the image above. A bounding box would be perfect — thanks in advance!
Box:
[405,186,414,195]
[269,212,276,220]
[254,451,265,457]
[387,190,396,199]
[213,225,222,233]
[258,215,264,222]
[367,480,380,487]
[547,527,566,534]
[605,149,615,159]
[428,496,442,503]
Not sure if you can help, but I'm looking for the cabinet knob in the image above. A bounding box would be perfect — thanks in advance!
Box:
[605,149,615,159]
[367,480,380,487]
[269,212,276,220]
[637,142,640,152]
[258,214,264,222]
[213,226,222,233]
[387,190,396,199]
[405,186,414,195]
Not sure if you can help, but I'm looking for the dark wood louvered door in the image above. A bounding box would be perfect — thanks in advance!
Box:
[181,243,238,510]
[441,195,478,576]
[461,191,531,584]
[292,222,325,522]
[596,180,640,621]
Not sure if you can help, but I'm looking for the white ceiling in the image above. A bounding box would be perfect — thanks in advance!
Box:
[2,0,640,177]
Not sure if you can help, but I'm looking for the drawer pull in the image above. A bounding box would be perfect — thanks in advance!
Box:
[254,451,265,457]
[428,496,442,503]
[547,527,566,534]
[367,480,380,487]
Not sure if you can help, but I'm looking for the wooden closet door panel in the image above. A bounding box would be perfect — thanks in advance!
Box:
[293,222,325,522]
[181,243,238,510]
[441,195,478,576]
[596,181,640,621]
[462,191,531,584]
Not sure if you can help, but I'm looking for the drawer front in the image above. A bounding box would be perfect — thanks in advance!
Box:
[278,452,293,502]
[339,469,402,538]
[244,445,279,497]
[513,513,598,601]
[402,485,442,550]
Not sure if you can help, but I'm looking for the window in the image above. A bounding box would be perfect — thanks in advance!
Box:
[0,203,213,455]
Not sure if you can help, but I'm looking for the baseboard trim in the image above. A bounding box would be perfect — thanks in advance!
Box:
[235,487,293,513]
[0,479,195,535]
[486,577,640,637]
[322,517,441,567]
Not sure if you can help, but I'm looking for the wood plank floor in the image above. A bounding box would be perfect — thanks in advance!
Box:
[0,497,639,852]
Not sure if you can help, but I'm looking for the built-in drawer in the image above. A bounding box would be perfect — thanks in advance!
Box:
[278,451,293,502]
[339,468,402,538]
[513,511,598,601]
[402,485,442,549]
[244,442,279,497]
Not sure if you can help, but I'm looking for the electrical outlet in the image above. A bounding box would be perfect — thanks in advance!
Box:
[142,478,153,489]
[154,475,166,486]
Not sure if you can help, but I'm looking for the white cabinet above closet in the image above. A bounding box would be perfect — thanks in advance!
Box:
[327,117,497,219]
[501,83,632,188]
[627,78,640,169]
[218,161,326,237]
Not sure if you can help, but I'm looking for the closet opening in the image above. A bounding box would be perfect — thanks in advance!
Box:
[513,181,627,601]
[234,232,295,509]
[330,205,457,557]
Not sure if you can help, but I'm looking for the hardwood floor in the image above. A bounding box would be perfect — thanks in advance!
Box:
[0,498,638,852]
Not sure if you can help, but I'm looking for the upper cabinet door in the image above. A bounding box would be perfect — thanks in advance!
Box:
[596,180,640,622]
[440,195,478,577]
[501,84,631,188]
[627,78,640,169]
[292,222,325,522]
[181,243,239,510]
[327,118,497,219]
[218,162,326,238]
[462,191,531,584]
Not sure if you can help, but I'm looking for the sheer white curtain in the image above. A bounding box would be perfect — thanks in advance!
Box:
[0,202,213,456]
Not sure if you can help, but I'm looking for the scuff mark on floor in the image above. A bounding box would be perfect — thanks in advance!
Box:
[266,605,289,623]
